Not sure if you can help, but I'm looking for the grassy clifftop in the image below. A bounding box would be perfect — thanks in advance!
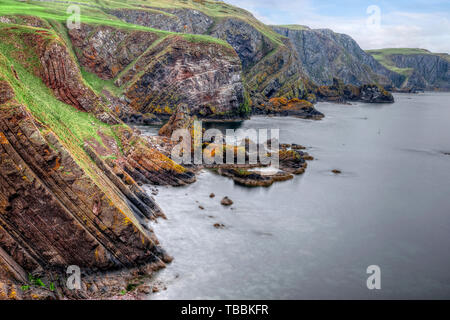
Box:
[0,0,231,47]
[367,48,437,76]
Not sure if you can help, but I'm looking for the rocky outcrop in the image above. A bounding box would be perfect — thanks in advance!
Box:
[252,97,324,119]
[68,23,247,120]
[0,81,14,104]
[158,104,194,138]
[309,78,394,103]
[271,25,398,87]
[0,102,169,299]
[216,144,312,187]
[120,35,245,119]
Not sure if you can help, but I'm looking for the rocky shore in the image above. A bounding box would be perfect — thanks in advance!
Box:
[0,0,445,300]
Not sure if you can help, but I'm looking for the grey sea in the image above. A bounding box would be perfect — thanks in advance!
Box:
[142,92,450,299]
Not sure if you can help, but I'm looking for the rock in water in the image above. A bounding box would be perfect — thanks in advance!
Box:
[221,197,234,206]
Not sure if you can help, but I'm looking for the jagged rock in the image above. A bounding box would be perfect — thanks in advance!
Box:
[359,84,394,103]
[35,33,119,124]
[158,104,194,137]
[121,35,245,119]
[218,168,275,187]
[272,26,397,87]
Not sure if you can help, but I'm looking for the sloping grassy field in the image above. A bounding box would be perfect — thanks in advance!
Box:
[0,0,232,46]
[365,48,429,76]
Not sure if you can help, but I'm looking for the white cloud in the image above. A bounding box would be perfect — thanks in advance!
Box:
[224,0,450,53]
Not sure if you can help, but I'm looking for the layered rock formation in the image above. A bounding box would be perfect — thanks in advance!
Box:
[0,22,194,299]
[367,49,450,91]
[106,4,310,103]
[271,25,401,87]
[69,24,246,120]
[119,36,245,119]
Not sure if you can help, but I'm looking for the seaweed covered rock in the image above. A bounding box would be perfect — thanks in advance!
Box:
[310,78,394,103]
[253,97,324,119]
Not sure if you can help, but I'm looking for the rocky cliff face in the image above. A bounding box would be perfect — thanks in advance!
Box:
[119,36,245,119]
[69,24,246,119]
[69,24,159,80]
[271,26,399,87]
[107,5,309,103]
[0,22,196,299]
[107,5,402,106]
[388,54,449,90]
[367,49,450,91]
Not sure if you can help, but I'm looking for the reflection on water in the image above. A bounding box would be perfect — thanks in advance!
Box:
[145,92,450,299]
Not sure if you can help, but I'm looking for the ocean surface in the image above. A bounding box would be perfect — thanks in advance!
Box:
[142,92,450,299]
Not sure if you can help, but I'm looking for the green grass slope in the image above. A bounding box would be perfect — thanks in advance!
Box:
[366,48,433,76]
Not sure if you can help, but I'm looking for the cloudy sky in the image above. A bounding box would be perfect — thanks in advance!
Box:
[225,0,450,53]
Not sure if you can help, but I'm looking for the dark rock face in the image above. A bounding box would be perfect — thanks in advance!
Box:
[358,84,395,103]
[69,24,158,80]
[272,26,397,87]
[68,24,246,120]
[389,54,450,90]
[211,18,274,70]
[121,36,245,119]
[0,104,167,284]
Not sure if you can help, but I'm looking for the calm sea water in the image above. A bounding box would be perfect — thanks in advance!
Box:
[144,93,450,299]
